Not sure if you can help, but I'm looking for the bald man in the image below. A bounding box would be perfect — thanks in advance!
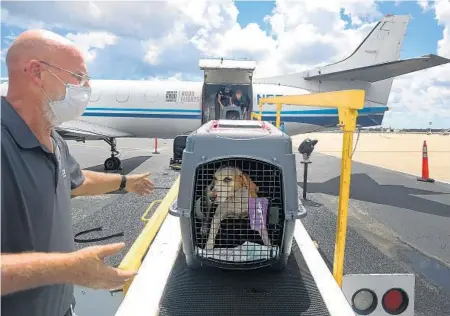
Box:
[1,29,155,316]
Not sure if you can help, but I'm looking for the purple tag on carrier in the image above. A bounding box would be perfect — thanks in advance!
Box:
[248,197,269,232]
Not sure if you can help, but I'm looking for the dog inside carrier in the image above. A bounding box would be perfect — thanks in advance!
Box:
[191,157,285,269]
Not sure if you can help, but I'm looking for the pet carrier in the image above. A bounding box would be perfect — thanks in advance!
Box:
[169,135,188,166]
[221,104,243,120]
[169,119,306,271]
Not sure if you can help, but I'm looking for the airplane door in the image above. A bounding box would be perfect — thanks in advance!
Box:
[199,58,256,122]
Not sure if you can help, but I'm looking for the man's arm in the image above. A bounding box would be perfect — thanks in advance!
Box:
[1,252,75,296]
[2,243,137,296]
[63,142,154,197]
[217,93,224,107]
[71,170,122,197]
[63,143,122,196]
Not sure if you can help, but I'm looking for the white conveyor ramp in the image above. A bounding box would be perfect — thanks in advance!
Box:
[115,201,355,316]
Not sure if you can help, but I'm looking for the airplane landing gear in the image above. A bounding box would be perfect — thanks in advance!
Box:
[103,137,122,171]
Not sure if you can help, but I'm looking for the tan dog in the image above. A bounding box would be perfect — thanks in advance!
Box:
[204,166,270,250]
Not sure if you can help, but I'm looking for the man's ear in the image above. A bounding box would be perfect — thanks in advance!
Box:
[27,60,44,86]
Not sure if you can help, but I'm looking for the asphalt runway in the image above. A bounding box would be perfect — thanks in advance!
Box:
[298,152,450,316]
[67,138,450,316]
[68,138,179,265]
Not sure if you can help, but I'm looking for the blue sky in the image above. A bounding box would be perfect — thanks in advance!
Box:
[1,0,449,128]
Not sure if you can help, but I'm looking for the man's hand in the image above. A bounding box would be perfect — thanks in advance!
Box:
[0,243,137,295]
[125,172,155,196]
[68,243,137,291]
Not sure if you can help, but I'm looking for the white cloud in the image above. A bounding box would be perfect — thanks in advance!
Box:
[384,0,450,128]
[249,0,381,77]
[0,33,17,62]
[435,0,450,56]
[417,0,430,11]
[1,7,47,29]
[65,31,118,63]
[1,0,449,128]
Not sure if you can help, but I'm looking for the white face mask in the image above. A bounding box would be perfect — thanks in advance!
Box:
[43,83,91,126]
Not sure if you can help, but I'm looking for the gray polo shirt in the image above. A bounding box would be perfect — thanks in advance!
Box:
[1,96,85,316]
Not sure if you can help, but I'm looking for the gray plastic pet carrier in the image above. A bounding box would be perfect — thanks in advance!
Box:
[221,104,242,120]
[169,119,306,271]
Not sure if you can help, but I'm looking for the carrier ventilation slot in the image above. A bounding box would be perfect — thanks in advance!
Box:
[192,158,284,268]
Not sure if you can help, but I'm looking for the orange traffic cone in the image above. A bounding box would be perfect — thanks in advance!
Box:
[417,140,435,183]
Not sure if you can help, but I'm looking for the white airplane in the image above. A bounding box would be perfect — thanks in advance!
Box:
[1,14,449,170]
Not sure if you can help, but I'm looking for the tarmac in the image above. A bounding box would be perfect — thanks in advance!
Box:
[292,132,450,182]
[68,137,450,316]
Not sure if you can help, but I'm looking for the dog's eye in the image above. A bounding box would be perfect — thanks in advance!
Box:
[224,177,232,182]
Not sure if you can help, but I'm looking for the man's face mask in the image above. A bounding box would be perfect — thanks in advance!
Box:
[40,62,91,126]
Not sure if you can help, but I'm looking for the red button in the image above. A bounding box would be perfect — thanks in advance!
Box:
[383,289,403,312]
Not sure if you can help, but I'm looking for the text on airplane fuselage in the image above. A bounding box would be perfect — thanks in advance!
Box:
[165,90,201,103]
[256,94,283,104]
[163,90,284,104]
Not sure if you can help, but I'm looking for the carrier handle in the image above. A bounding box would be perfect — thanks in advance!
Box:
[168,200,190,218]
[297,199,307,219]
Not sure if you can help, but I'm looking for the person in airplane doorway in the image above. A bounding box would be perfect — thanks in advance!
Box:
[216,85,233,118]
[1,29,155,316]
[232,89,250,119]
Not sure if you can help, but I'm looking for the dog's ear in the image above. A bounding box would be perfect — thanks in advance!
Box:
[241,173,259,197]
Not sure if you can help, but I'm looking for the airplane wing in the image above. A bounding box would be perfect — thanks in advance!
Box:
[55,120,134,141]
[303,54,450,82]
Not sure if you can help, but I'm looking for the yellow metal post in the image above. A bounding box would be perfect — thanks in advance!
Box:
[275,103,282,128]
[257,90,364,287]
[251,112,261,121]
[259,101,263,120]
[332,108,358,287]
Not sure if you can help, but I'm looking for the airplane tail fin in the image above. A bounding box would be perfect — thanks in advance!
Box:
[319,14,410,71]
[305,14,411,110]
[255,15,450,108]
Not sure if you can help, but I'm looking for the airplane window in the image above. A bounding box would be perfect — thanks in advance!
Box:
[116,87,130,103]
[89,89,101,102]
